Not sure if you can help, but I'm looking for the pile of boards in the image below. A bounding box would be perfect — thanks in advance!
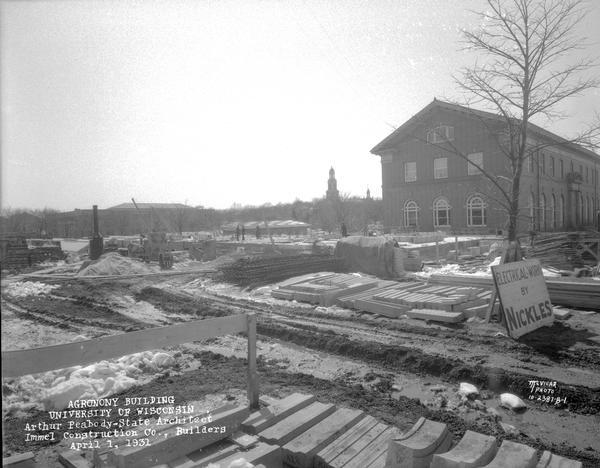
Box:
[429,274,600,310]
[47,392,582,468]
[218,254,345,288]
[271,273,384,306]
[272,273,492,322]
[525,231,600,269]
[0,236,65,270]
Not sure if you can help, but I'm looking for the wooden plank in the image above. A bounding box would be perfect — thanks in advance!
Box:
[242,393,316,435]
[258,402,336,446]
[2,314,248,377]
[228,432,259,450]
[353,298,407,318]
[169,443,239,468]
[2,452,36,468]
[328,422,389,468]
[58,450,93,468]
[405,309,464,323]
[343,427,400,468]
[209,442,282,468]
[314,415,379,468]
[282,408,366,468]
[247,314,259,410]
[109,405,250,468]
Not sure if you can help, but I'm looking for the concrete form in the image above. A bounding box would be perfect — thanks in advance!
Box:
[53,395,585,468]
[430,430,497,468]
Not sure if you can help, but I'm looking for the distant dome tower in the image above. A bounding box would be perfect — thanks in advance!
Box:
[326,167,340,201]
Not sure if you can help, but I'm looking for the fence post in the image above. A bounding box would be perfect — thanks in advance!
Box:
[246,313,259,409]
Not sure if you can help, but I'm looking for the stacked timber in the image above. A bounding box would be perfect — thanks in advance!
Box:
[272,273,382,306]
[525,231,600,269]
[218,254,345,288]
[429,274,600,310]
[0,236,65,270]
[337,280,490,320]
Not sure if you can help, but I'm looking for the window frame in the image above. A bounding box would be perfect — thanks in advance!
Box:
[433,157,448,179]
[404,161,417,182]
[432,197,451,227]
[466,195,487,227]
[427,125,455,144]
[403,200,419,227]
[467,152,483,176]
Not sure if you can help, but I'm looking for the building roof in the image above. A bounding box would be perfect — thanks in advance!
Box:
[222,220,310,230]
[370,99,599,160]
[108,203,190,210]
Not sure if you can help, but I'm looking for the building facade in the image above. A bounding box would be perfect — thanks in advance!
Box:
[371,100,600,234]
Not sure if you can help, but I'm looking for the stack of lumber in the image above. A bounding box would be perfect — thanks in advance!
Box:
[525,231,600,269]
[337,280,491,320]
[218,254,345,288]
[428,274,600,310]
[271,273,383,306]
[44,392,582,468]
[0,236,65,270]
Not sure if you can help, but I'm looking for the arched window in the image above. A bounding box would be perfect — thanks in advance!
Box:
[540,194,546,231]
[550,194,556,230]
[467,195,486,226]
[559,194,565,228]
[433,197,451,227]
[404,201,419,228]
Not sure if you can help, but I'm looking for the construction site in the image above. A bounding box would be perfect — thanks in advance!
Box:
[3,0,600,467]
[2,215,599,468]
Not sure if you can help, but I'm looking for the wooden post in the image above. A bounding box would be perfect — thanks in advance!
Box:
[435,241,439,263]
[455,236,459,261]
[247,313,259,410]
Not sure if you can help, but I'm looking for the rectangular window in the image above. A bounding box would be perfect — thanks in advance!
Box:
[434,158,448,179]
[467,152,483,175]
[404,162,417,182]
[529,154,534,173]
[427,125,454,144]
[550,156,555,177]
[559,159,563,178]
[585,166,589,183]
[541,153,545,175]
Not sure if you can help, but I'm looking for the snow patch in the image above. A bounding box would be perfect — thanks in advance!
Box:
[4,281,60,297]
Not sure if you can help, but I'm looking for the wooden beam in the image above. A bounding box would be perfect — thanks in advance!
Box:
[1,314,248,377]
[247,313,259,410]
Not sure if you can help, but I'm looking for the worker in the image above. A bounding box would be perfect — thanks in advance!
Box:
[235,225,240,242]
[341,222,348,237]
[241,225,245,241]
[256,224,260,239]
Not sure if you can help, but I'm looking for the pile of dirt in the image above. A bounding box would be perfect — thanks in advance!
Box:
[77,253,155,277]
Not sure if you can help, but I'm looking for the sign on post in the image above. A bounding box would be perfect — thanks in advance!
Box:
[491,259,554,339]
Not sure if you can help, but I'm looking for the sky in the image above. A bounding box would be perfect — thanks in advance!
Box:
[1,0,599,212]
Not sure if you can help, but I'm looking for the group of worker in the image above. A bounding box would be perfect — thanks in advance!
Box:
[235,224,261,241]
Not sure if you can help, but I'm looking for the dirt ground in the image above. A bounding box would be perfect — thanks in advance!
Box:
[2,265,600,467]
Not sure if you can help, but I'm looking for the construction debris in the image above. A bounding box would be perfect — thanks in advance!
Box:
[428,274,600,310]
[1,235,64,270]
[525,231,600,269]
[218,254,345,288]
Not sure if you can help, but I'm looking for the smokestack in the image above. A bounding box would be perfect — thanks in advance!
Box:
[92,205,99,237]
[89,205,103,260]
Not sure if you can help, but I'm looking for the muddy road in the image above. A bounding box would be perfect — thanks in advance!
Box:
[2,274,600,466]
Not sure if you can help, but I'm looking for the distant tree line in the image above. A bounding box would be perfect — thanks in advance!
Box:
[1,196,382,238]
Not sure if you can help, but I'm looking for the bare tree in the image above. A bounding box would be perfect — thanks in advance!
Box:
[438,0,599,241]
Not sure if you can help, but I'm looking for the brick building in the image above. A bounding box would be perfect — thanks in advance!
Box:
[371,99,600,234]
